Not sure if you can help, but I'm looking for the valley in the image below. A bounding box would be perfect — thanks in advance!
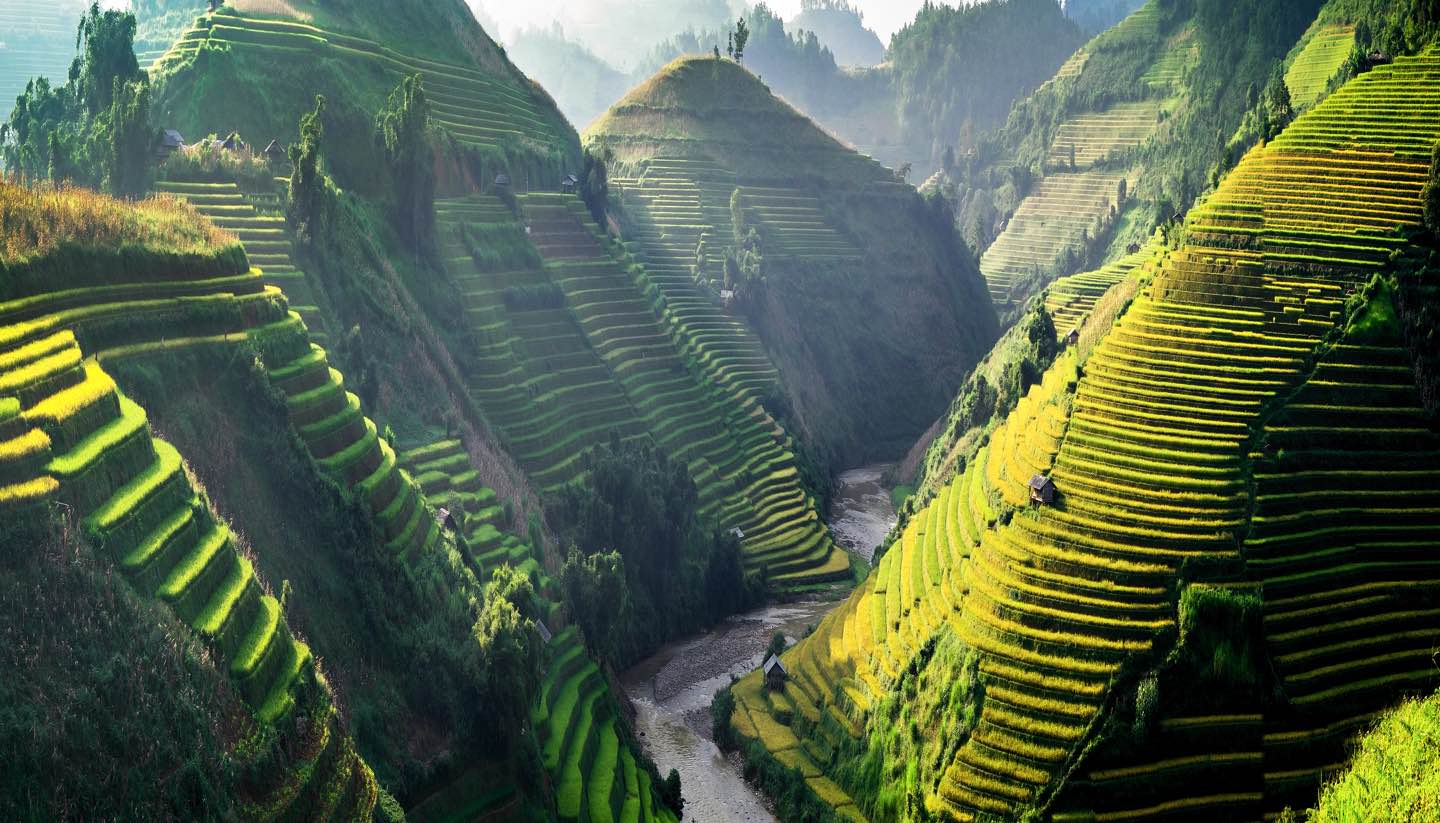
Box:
[2,0,1439,821]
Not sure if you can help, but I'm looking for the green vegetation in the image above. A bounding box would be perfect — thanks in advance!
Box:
[552,437,760,666]
[590,57,999,465]
[1309,691,1440,821]
[729,31,1440,822]
[2,4,154,197]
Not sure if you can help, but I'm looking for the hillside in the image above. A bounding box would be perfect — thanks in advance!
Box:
[150,4,578,191]
[0,181,380,820]
[937,0,1328,320]
[789,2,885,67]
[725,38,1440,822]
[587,55,1000,466]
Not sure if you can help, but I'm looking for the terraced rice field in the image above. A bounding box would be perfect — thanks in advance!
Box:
[0,265,376,819]
[611,157,782,403]
[151,11,566,152]
[1249,333,1440,816]
[0,0,84,123]
[1286,24,1356,109]
[397,438,547,586]
[1044,249,1150,337]
[533,628,678,823]
[436,190,848,588]
[154,179,331,345]
[738,187,861,261]
[979,169,1129,308]
[734,46,1440,821]
[1046,101,1162,170]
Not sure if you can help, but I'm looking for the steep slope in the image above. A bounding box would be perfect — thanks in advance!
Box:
[728,45,1440,821]
[944,0,1327,318]
[151,4,577,191]
[587,56,999,466]
[0,182,378,820]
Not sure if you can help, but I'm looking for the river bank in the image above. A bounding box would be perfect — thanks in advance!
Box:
[620,464,896,820]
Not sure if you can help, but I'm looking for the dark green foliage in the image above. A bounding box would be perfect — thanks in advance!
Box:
[551,436,761,667]
[1395,246,1440,416]
[109,347,525,798]
[1176,584,1264,690]
[1,4,153,195]
[1261,65,1295,142]
[559,548,631,665]
[833,630,982,821]
[101,77,154,197]
[1424,141,1440,239]
[890,0,1086,164]
[767,631,789,661]
[734,17,751,63]
[580,146,611,226]
[288,95,328,245]
[712,685,739,751]
[473,567,542,742]
[375,74,436,252]
[73,3,144,117]
[0,510,262,820]
[739,738,843,823]
[501,284,566,311]
[660,768,684,816]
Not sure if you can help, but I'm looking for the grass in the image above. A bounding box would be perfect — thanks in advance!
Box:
[1309,691,1440,822]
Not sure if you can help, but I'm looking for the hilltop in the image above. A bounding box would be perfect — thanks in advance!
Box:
[588,55,1000,465]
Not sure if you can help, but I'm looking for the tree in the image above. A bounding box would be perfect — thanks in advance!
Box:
[100,77,154,198]
[766,631,787,660]
[733,17,750,63]
[472,567,541,740]
[73,3,142,117]
[1261,65,1293,143]
[0,4,148,187]
[580,145,611,225]
[1423,140,1440,239]
[660,769,684,816]
[288,95,327,244]
[375,74,435,251]
[560,548,631,662]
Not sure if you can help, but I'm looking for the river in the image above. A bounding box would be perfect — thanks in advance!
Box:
[620,464,896,821]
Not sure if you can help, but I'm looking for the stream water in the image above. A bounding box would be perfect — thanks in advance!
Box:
[620,464,897,821]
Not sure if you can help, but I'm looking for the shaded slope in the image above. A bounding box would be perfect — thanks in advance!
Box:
[729,46,1440,821]
[0,184,378,820]
[589,57,999,465]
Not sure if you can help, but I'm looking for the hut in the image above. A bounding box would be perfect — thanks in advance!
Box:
[494,172,512,188]
[435,507,460,533]
[561,173,579,193]
[156,129,185,161]
[1029,474,1056,506]
[1065,328,1080,348]
[531,619,554,645]
[763,654,788,691]
[263,139,286,164]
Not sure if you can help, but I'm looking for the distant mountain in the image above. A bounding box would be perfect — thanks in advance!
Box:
[505,25,630,129]
[789,0,885,67]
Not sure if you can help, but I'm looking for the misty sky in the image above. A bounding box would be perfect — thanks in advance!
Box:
[476,1,948,47]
